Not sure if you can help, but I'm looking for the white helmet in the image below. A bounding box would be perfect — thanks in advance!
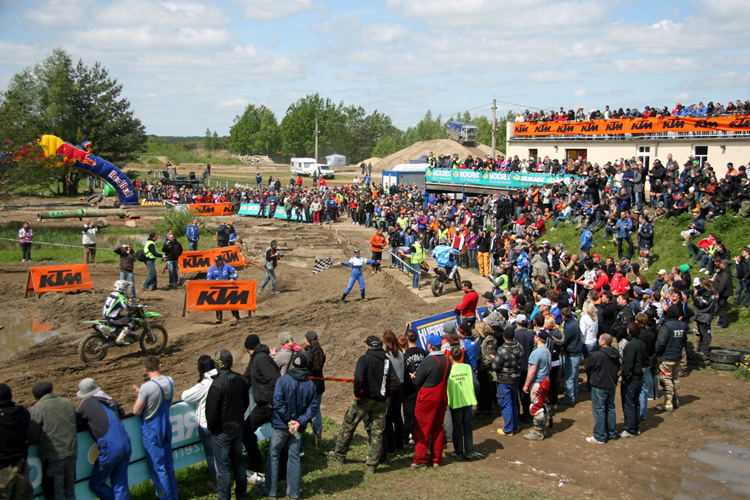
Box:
[114,280,129,294]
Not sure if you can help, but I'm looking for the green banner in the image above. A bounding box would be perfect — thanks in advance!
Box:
[425,169,578,189]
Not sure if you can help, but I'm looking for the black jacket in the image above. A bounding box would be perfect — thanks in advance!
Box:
[353,347,391,401]
[583,346,620,389]
[611,305,635,341]
[0,401,31,468]
[403,346,426,396]
[243,344,280,406]
[161,239,184,261]
[492,340,523,384]
[205,369,249,435]
[655,318,688,362]
[692,288,716,323]
[714,268,733,298]
[621,337,648,382]
[414,352,451,389]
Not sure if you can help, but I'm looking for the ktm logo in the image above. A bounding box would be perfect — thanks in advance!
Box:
[197,286,249,305]
[195,205,216,214]
[220,251,240,263]
[39,270,82,288]
[183,256,211,268]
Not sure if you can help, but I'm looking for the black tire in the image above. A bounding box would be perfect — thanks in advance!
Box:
[431,277,444,297]
[710,349,741,364]
[79,332,109,364]
[140,325,168,355]
[454,269,462,290]
[713,362,737,372]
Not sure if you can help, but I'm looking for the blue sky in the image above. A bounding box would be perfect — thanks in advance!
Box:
[1,0,748,137]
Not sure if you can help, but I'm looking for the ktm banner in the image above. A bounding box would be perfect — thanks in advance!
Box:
[178,246,248,273]
[513,115,750,137]
[25,265,94,297]
[189,203,235,216]
[183,280,257,315]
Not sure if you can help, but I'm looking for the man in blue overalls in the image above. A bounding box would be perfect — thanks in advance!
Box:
[132,356,177,500]
[75,377,132,500]
[339,248,378,302]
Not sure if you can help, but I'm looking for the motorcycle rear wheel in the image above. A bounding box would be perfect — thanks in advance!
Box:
[79,332,109,363]
[140,325,168,355]
[454,269,462,289]
[431,277,444,297]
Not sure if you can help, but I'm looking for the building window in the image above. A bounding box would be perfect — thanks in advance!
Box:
[694,146,708,167]
[529,149,538,160]
[637,146,651,168]
[566,149,587,163]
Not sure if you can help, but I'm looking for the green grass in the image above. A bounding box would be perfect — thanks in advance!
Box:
[130,417,548,500]
[547,213,750,348]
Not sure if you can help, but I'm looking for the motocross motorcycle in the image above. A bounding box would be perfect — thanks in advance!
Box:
[431,264,462,297]
[78,304,167,363]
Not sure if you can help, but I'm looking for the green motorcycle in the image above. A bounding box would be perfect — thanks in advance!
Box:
[78,304,168,363]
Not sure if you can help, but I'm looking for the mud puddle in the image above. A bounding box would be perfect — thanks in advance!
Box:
[675,442,750,499]
[0,312,56,360]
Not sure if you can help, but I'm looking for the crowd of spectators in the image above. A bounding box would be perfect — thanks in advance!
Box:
[515,99,750,123]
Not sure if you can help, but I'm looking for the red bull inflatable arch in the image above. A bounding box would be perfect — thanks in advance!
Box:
[39,134,139,205]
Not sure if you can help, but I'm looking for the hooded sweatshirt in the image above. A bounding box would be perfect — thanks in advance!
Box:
[271,368,319,431]
[583,346,620,389]
[353,347,391,402]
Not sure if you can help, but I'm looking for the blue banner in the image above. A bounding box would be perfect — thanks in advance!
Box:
[425,169,579,189]
[409,308,487,351]
[237,203,309,222]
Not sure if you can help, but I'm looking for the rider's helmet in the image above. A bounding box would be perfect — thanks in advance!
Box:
[438,237,448,245]
[113,280,129,294]
[214,255,224,263]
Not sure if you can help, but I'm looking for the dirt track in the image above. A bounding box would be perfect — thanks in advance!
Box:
[1,216,749,499]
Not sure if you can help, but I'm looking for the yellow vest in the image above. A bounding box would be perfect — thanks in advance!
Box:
[410,243,425,264]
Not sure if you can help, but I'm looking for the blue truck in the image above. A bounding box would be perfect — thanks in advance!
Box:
[446,120,478,145]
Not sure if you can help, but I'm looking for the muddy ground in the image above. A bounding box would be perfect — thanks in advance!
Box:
[1,213,749,499]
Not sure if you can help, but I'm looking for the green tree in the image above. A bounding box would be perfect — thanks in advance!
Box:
[280,93,343,159]
[470,115,492,145]
[403,110,443,144]
[0,48,146,165]
[228,104,281,156]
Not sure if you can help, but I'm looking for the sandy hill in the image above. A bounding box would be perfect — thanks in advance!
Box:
[359,139,496,172]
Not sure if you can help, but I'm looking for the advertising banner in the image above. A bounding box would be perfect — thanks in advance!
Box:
[237,203,308,221]
[28,401,272,499]
[25,265,94,297]
[408,308,487,351]
[425,169,577,190]
[513,115,750,137]
[188,203,235,216]
[183,280,257,315]
[178,246,248,273]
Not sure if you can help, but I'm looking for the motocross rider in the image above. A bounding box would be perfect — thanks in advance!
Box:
[430,237,460,279]
[104,280,138,345]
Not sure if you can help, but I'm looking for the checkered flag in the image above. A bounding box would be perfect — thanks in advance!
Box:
[311,257,334,275]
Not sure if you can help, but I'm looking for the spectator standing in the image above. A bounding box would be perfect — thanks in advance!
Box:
[411,335,451,469]
[264,354,319,500]
[329,336,391,475]
[522,330,551,441]
[655,306,690,412]
[369,227,387,274]
[303,331,326,448]
[82,218,100,264]
[446,346,481,460]
[74,378,131,500]
[206,255,241,324]
[206,349,250,500]
[259,240,282,294]
[620,323,647,438]
[161,233,183,288]
[186,218,200,251]
[455,280,479,327]
[584,334,620,444]
[494,328,523,436]
[615,211,634,258]
[402,330,426,445]
[114,242,137,301]
[181,355,219,489]
[0,383,32,499]
[712,258,733,328]
[732,247,750,310]
[692,278,716,355]
[382,330,405,457]
[216,222,234,248]
[132,356,177,500]
[142,232,163,292]
[18,221,33,262]
[28,382,77,500]
[560,308,583,406]
[273,332,302,377]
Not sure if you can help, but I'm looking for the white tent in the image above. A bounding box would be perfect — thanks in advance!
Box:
[391,163,428,172]
[326,154,347,166]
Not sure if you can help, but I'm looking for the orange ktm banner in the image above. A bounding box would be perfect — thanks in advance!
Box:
[189,203,234,216]
[183,280,257,316]
[178,246,248,273]
[513,115,750,137]
[25,265,94,297]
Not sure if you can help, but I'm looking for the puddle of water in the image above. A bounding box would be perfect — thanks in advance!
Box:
[686,442,750,497]
[0,313,57,361]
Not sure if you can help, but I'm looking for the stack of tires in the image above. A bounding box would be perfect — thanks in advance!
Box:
[709,349,742,372]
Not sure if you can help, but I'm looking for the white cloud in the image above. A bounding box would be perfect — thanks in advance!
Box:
[600,57,699,75]
[234,0,315,21]
[217,98,249,108]
[362,23,408,44]
[527,70,584,83]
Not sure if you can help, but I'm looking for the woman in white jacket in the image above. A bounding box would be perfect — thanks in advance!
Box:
[181,355,218,487]
[579,299,599,390]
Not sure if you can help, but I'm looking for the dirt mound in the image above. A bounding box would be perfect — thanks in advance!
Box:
[371,139,494,172]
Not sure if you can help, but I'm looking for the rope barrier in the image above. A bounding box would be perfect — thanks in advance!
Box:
[0,237,115,250]
[308,376,354,383]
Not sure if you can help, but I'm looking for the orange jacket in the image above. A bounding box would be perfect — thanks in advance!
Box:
[370,233,387,252]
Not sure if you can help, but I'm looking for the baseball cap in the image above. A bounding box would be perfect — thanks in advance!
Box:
[593,254,601,259]
[515,314,527,324]
[482,291,495,301]
[536,330,550,341]
[365,335,382,348]
[658,269,667,275]
[443,320,457,335]
[537,298,552,307]
[425,334,443,348]
[642,288,653,295]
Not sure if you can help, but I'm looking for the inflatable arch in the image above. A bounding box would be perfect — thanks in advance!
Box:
[39,135,139,205]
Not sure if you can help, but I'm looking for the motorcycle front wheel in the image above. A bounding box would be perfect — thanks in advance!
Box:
[79,332,109,363]
[431,277,444,297]
[140,325,168,355]
[454,269,462,289]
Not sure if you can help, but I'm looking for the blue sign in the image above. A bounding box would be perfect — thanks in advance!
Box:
[409,308,487,350]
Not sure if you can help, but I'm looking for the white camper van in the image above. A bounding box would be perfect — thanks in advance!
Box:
[290,157,336,178]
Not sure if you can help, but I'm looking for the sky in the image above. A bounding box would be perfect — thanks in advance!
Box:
[1,0,749,137]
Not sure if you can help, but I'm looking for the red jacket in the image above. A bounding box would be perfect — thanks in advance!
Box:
[455,290,479,318]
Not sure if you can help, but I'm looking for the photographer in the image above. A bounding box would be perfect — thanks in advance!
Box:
[259,240,283,294]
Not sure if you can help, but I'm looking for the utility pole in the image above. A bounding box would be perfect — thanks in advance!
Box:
[491,98,497,160]
[314,116,319,162]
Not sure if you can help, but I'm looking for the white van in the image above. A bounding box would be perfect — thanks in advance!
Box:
[290,158,335,178]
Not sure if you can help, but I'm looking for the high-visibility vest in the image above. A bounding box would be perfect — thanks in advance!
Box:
[410,243,425,264]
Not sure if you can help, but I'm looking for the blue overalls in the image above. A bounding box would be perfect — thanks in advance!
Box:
[90,401,132,500]
[342,256,375,294]
[141,379,178,500]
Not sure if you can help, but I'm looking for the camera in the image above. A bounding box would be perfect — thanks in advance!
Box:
[277,252,284,258]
